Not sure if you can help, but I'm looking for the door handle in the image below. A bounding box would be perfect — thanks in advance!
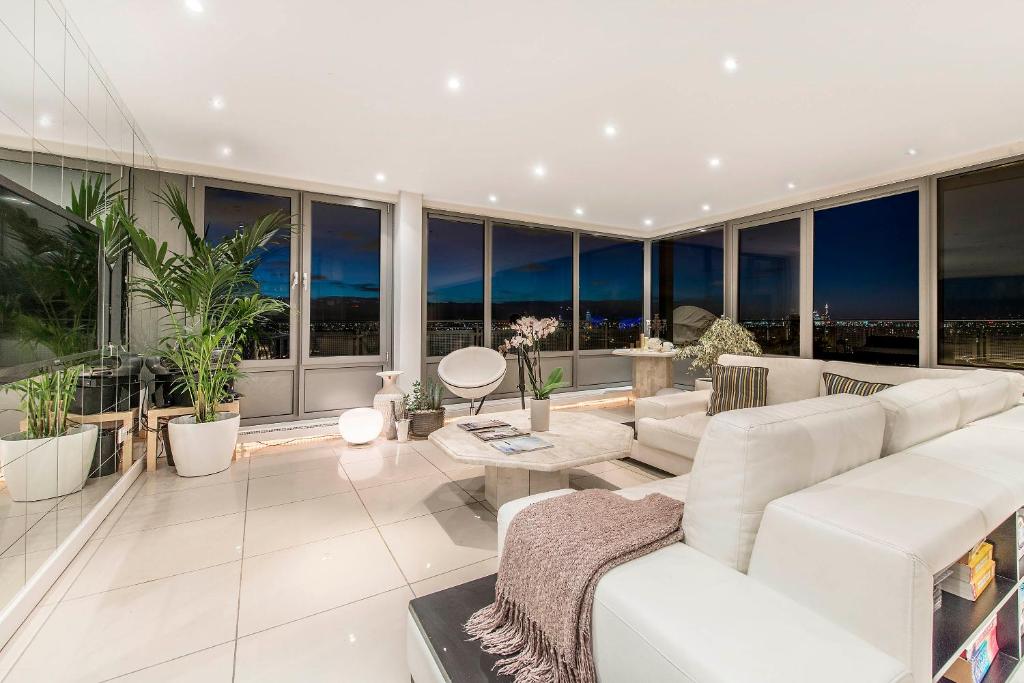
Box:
[291,272,298,289]
[302,272,308,292]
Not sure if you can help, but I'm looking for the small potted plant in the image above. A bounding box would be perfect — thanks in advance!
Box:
[391,399,411,442]
[0,364,98,502]
[675,316,762,389]
[406,380,445,438]
[498,317,564,431]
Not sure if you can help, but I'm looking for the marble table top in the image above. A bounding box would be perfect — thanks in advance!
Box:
[611,348,677,357]
[428,410,634,472]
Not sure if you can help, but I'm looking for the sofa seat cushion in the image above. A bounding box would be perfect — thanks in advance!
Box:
[719,354,823,405]
[614,474,690,502]
[707,363,768,415]
[637,413,711,458]
[591,543,911,683]
[683,394,886,572]
[967,404,1024,431]
[872,379,961,455]
[634,389,710,421]
[948,369,1013,427]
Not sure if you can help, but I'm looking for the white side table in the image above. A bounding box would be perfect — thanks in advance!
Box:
[611,349,677,398]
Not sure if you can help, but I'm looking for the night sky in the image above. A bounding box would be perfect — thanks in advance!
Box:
[308,201,380,312]
[427,217,484,305]
[491,223,572,308]
[738,218,801,320]
[653,230,724,317]
[578,234,643,309]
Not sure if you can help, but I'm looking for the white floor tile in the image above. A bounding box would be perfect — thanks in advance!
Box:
[137,461,248,497]
[5,562,241,682]
[245,466,352,510]
[445,464,486,499]
[570,467,655,491]
[332,439,410,465]
[111,481,247,535]
[568,458,625,477]
[356,473,477,526]
[234,587,413,683]
[409,440,465,472]
[67,513,244,599]
[110,642,235,682]
[246,446,340,479]
[378,503,497,582]
[242,491,372,557]
[238,528,405,636]
[342,451,439,490]
[410,556,499,597]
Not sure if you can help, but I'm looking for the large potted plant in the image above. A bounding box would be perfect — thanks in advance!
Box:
[124,185,289,477]
[0,364,98,501]
[498,317,564,431]
[675,316,762,389]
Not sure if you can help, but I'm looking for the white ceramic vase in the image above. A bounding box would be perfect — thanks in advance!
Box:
[396,419,411,443]
[374,371,404,440]
[530,397,551,432]
[167,412,240,477]
[0,424,98,502]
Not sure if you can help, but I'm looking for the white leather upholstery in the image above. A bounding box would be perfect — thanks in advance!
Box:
[872,379,961,455]
[634,389,710,421]
[948,369,1014,426]
[1006,372,1024,408]
[968,404,1024,430]
[718,353,823,405]
[819,360,962,394]
[683,394,885,572]
[635,413,709,460]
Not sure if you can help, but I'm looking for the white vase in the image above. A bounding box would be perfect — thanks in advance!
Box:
[0,424,98,502]
[396,419,410,443]
[374,371,404,440]
[530,397,551,432]
[167,412,240,477]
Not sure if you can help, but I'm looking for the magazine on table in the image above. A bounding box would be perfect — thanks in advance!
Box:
[490,435,554,455]
[457,419,510,432]
[472,426,527,441]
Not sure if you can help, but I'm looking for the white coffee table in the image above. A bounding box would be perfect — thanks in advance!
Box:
[429,409,634,509]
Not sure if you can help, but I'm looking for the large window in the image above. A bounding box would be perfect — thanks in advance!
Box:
[939,162,1024,369]
[579,235,643,350]
[738,218,801,355]
[651,230,724,345]
[813,192,919,366]
[426,216,484,357]
[204,186,292,360]
[308,200,381,357]
[491,223,573,351]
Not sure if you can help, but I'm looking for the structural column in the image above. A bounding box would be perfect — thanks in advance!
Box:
[393,191,424,392]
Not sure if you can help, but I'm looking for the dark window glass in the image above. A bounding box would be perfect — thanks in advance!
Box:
[813,192,919,366]
[204,186,291,360]
[738,218,801,355]
[491,223,573,351]
[579,235,643,350]
[651,230,724,345]
[426,217,484,357]
[939,162,1024,369]
[307,201,381,357]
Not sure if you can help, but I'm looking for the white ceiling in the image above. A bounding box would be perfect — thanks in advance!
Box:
[66,0,1024,234]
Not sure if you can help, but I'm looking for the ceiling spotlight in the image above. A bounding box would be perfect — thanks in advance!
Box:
[574,207,584,216]
[701,203,711,212]
[184,0,203,13]
[488,194,498,203]
[38,114,52,128]
[722,56,739,73]
[906,147,918,156]
[375,172,387,182]
[210,96,225,110]
[699,228,708,233]
[786,181,796,190]
[643,218,653,227]
[708,157,721,169]
[446,75,461,92]
[219,145,232,157]
[532,164,546,178]
[604,123,617,138]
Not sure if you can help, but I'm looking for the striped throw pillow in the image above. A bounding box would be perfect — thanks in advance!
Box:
[707,364,769,416]
[822,372,892,397]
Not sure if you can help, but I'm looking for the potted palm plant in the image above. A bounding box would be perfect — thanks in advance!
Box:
[675,316,763,389]
[0,364,98,501]
[124,185,289,477]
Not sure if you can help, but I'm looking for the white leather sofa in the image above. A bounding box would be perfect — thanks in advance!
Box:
[632,354,987,475]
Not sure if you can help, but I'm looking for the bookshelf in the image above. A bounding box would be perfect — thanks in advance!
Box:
[933,509,1024,682]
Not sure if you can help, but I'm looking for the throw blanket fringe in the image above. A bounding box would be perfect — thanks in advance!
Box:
[465,489,684,683]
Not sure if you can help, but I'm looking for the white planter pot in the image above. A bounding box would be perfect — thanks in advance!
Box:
[530,398,551,432]
[396,419,411,443]
[0,424,98,502]
[167,412,240,477]
[373,370,404,440]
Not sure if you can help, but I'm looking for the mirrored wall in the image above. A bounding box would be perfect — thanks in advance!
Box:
[0,1,155,613]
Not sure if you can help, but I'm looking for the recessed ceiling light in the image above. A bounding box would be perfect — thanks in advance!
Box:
[184,0,203,13]
[701,203,711,212]
[38,114,52,128]
[375,172,386,182]
[488,194,498,203]
[708,157,721,169]
[446,75,461,92]
[210,96,225,110]
[603,123,617,138]
[786,181,796,190]
[219,145,232,156]
[574,207,584,216]
[532,164,546,178]
[699,228,708,233]
[722,56,739,73]
[643,218,653,227]
[906,147,918,156]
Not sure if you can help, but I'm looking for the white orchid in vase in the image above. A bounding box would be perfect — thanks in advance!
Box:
[498,316,564,401]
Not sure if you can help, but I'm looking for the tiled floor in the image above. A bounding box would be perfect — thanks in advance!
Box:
[0,404,663,682]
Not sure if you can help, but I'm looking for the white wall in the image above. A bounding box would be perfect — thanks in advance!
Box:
[393,191,423,392]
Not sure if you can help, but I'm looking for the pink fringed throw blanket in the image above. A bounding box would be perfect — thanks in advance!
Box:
[465,489,685,683]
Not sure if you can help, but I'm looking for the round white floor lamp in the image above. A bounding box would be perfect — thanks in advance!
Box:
[338,408,384,445]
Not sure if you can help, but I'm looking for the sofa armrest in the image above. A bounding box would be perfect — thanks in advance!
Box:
[497,489,574,556]
[635,389,711,421]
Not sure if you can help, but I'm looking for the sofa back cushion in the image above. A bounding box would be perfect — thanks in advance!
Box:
[683,394,885,572]
[819,361,962,396]
[718,354,823,406]
[948,370,1013,426]
[1008,373,1024,409]
[872,379,961,455]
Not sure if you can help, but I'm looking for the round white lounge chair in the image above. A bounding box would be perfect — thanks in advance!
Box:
[437,346,507,415]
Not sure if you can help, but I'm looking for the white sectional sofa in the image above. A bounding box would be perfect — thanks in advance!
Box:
[632,354,980,475]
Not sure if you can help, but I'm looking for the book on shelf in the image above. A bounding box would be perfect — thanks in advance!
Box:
[944,614,999,683]
[457,419,511,432]
[948,542,993,583]
[490,435,554,455]
[940,556,995,601]
[473,426,528,441]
